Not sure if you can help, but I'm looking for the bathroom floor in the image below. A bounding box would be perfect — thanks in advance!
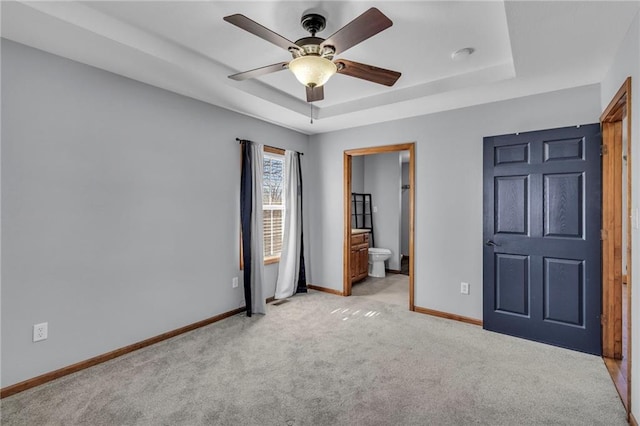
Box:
[351,273,409,308]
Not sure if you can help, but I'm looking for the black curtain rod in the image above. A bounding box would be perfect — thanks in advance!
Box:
[236,138,303,156]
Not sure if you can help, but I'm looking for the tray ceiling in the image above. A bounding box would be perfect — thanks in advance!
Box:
[2,1,639,134]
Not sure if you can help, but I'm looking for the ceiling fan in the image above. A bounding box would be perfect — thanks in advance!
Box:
[223,8,401,103]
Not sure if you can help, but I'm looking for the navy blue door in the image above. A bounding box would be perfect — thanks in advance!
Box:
[483,124,602,355]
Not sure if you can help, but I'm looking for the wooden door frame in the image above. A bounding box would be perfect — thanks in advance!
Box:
[601,77,632,414]
[343,143,416,310]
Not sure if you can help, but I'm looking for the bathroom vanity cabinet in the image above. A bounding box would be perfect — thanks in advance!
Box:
[350,231,369,282]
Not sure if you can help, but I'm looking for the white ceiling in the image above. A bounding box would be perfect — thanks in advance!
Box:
[2,1,639,135]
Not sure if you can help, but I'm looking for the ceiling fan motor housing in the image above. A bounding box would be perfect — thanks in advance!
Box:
[291,37,335,60]
[292,14,335,60]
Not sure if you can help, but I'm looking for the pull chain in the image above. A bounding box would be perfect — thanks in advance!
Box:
[310,103,313,124]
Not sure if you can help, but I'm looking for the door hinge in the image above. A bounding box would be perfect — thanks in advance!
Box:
[601,144,608,156]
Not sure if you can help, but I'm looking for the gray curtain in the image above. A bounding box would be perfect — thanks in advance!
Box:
[275,151,307,299]
[240,141,266,315]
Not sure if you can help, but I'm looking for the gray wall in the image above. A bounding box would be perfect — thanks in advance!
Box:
[364,153,402,270]
[307,84,602,320]
[0,40,309,388]
[600,9,640,419]
[351,155,365,194]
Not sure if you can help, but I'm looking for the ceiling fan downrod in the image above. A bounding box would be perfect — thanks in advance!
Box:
[300,13,326,36]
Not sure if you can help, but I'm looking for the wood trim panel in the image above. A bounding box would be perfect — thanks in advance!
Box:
[408,143,415,311]
[604,356,628,408]
[343,152,352,296]
[614,121,624,360]
[263,145,285,155]
[602,120,616,358]
[602,115,624,360]
[627,77,633,417]
[308,284,344,296]
[601,76,632,416]
[414,306,483,326]
[610,120,624,360]
[343,142,416,311]
[1,306,248,398]
[601,78,631,122]
[345,143,414,157]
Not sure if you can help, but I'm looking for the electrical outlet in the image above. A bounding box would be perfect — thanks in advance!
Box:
[460,282,470,295]
[33,322,48,342]
[232,277,239,288]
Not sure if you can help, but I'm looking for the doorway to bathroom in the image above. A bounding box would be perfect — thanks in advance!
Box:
[343,143,415,311]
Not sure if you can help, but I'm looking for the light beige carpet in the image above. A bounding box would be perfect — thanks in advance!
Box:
[1,290,626,425]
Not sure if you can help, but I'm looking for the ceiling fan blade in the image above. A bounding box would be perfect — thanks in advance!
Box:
[306,85,324,102]
[320,8,392,55]
[224,14,300,52]
[336,59,401,86]
[228,62,289,81]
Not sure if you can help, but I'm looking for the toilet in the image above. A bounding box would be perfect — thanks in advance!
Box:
[368,248,392,277]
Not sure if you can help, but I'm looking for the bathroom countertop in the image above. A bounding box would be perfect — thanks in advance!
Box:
[351,229,370,235]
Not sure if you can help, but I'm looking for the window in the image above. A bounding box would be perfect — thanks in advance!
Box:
[262,148,285,263]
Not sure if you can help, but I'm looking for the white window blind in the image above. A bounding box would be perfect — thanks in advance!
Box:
[263,152,285,259]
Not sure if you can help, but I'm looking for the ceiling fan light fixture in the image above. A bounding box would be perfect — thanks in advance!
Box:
[288,55,337,88]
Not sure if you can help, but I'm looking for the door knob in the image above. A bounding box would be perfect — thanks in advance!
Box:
[485,239,500,247]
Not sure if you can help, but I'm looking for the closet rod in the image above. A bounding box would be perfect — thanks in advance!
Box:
[236,138,303,156]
